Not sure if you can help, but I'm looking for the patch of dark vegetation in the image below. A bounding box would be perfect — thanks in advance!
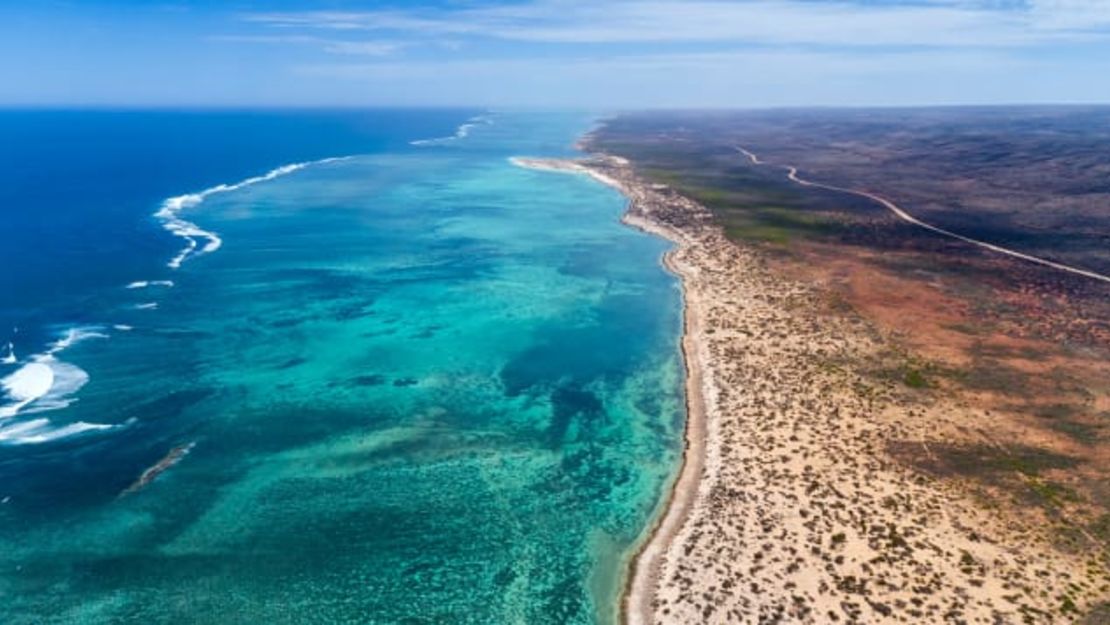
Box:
[637,162,853,249]
[902,368,928,389]
[1051,523,1093,554]
[820,291,856,316]
[891,441,1081,494]
[941,322,986,336]
[1037,403,1081,420]
[1024,479,1082,508]
[724,207,846,246]
[955,360,1033,396]
[1092,514,1110,542]
[351,374,387,387]
[891,441,1089,518]
[1025,403,1105,444]
[870,351,957,392]
[970,342,1050,362]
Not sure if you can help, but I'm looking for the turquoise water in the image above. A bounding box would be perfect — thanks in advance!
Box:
[0,112,683,623]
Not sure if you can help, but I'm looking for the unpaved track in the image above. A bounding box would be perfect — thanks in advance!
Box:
[736,146,1110,285]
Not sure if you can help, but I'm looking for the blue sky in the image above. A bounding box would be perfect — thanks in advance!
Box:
[2,0,1110,107]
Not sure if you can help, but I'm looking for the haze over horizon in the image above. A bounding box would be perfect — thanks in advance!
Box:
[3,0,1110,108]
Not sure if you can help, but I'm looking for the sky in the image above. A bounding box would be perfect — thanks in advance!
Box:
[2,0,1110,108]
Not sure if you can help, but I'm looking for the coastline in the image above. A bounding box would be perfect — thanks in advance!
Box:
[511,154,708,625]
[512,149,1103,623]
[620,243,707,625]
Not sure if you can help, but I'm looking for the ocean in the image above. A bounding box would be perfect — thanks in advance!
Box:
[0,110,683,623]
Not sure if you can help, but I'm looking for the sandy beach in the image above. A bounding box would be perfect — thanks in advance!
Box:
[512,153,1106,623]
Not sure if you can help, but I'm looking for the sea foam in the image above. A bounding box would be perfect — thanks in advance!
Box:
[0,327,105,419]
[410,114,493,146]
[157,157,349,269]
[0,327,117,444]
[126,280,174,289]
[0,362,53,418]
[0,418,116,445]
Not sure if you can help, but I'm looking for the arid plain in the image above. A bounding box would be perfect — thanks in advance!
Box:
[520,107,1110,623]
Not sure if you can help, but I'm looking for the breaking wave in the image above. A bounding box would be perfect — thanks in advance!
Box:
[410,114,494,146]
[156,157,350,269]
[126,280,174,289]
[0,327,121,445]
[0,418,117,445]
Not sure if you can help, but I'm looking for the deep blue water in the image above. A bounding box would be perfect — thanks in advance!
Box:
[0,109,473,353]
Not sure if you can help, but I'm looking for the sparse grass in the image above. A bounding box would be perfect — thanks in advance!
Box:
[1037,404,1080,420]
[822,291,856,315]
[957,361,1032,396]
[722,206,843,246]
[1090,514,1110,542]
[1025,479,1082,509]
[640,167,684,187]
[893,441,1080,481]
[1030,404,1103,444]
[725,223,791,245]
[997,451,1080,477]
[1048,419,1102,444]
[941,322,985,336]
[688,187,733,206]
[872,351,951,391]
[639,162,849,247]
[1053,524,1089,553]
[891,441,1086,516]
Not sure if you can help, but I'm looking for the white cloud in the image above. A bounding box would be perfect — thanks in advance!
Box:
[213,34,321,45]
[1027,0,1110,30]
[320,41,403,56]
[212,34,402,56]
[224,0,1110,107]
[245,0,1110,48]
[291,47,1048,107]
